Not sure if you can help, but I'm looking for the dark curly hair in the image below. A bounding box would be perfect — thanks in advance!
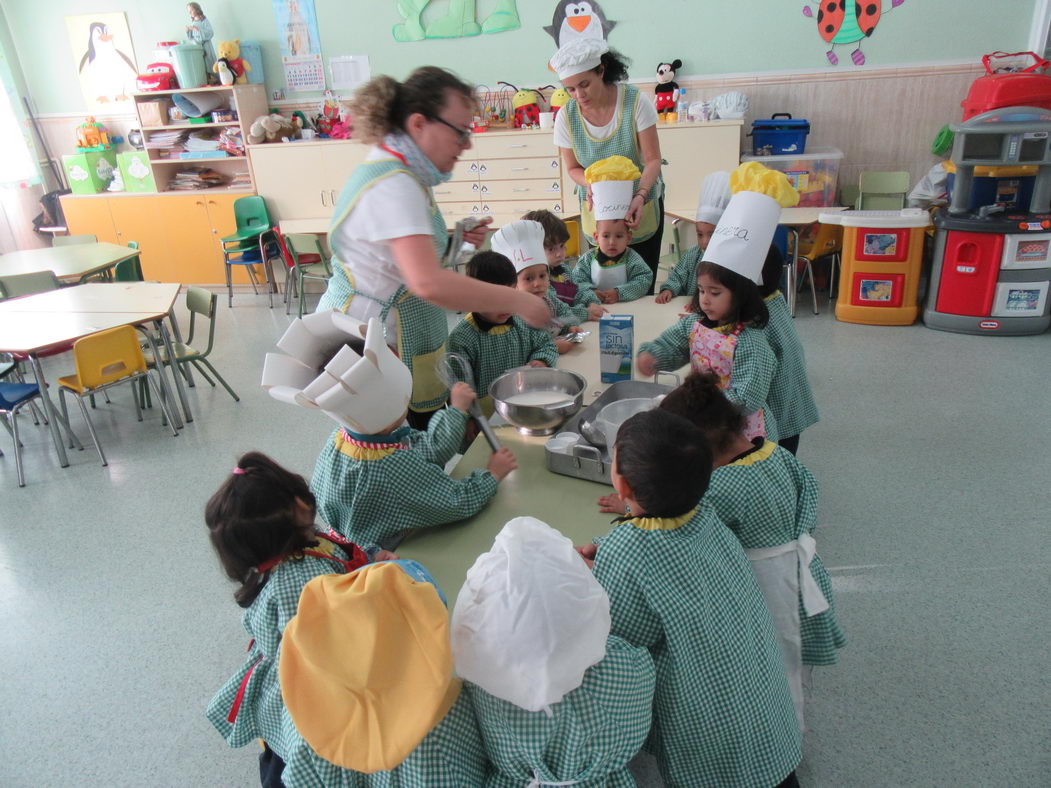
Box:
[660,372,746,455]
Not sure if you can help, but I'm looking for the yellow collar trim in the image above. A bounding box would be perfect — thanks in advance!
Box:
[334,431,399,461]
[763,290,782,302]
[626,506,698,531]
[727,439,777,468]
[466,313,512,335]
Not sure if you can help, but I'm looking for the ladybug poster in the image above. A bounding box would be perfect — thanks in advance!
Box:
[801,0,909,66]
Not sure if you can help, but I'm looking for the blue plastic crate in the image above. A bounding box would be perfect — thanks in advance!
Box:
[751,113,810,156]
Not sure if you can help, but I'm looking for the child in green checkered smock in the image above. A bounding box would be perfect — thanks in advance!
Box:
[571,219,652,306]
[451,516,656,788]
[203,452,376,782]
[278,562,490,787]
[311,383,514,552]
[661,372,844,729]
[759,246,819,455]
[658,245,702,299]
[657,171,731,303]
[583,410,802,788]
[447,252,558,410]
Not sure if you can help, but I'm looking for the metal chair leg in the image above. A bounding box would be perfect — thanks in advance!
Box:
[75,394,107,467]
[224,254,233,308]
[131,380,143,422]
[59,389,75,449]
[53,406,83,451]
[10,412,24,487]
[197,358,240,402]
[149,372,180,438]
[190,359,216,387]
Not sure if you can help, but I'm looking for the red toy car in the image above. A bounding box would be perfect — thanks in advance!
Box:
[136,63,177,92]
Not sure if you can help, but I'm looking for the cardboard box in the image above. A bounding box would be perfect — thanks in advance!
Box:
[599,314,634,383]
[62,151,118,195]
[117,151,156,193]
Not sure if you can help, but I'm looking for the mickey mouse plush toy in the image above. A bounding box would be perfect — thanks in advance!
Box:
[654,59,682,120]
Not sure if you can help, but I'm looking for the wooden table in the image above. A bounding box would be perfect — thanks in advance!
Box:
[0,242,140,282]
[0,283,190,468]
[397,294,691,601]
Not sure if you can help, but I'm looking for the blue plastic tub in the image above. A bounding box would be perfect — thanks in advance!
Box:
[751,113,810,156]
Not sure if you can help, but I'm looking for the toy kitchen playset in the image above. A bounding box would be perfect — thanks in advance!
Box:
[924,106,1051,335]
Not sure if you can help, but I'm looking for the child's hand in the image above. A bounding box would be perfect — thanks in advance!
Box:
[575,542,597,569]
[597,493,627,514]
[567,324,583,333]
[449,382,477,412]
[555,337,574,354]
[487,447,518,480]
[636,352,657,377]
[526,360,548,368]
[372,549,399,562]
[597,289,619,304]
[586,303,608,321]
[655,289,673,304]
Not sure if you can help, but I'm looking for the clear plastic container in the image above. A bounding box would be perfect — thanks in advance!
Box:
[741,146,844,207]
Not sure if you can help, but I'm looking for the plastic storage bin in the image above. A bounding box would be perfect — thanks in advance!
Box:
[750,113,810,155]
[741,146,842,207]
[171,43,207,89]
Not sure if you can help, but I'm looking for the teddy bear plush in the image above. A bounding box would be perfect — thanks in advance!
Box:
[248,113,297,144]
[213,40,250,84]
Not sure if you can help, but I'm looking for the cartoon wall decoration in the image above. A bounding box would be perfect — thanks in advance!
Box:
[393,0,521,42]
[65,14,138,108]
[543,1,616,48]
[802,0,907,66]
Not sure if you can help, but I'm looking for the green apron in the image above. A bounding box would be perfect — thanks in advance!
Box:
[565,83,664,243]
[319,157,450,413]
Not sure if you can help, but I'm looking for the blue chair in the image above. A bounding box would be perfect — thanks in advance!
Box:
[1,382,43,487]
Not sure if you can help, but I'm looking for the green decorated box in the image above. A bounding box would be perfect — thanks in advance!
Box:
[62,150,118,195]
[117,151,157,193]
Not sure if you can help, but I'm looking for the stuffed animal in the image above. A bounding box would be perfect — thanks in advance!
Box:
[214,58,235,86]
[654,59,682,119]
[213,40,250,84]
[499,82,542,128]
[549,87,570,116]
[248,113,297,144]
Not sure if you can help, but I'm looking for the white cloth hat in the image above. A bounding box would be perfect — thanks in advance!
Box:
[701,191,781,285]
[490,220,547,273]
[451,517,611,712]
[550,38,609,81]
[261,313,413,434]
[696,171,732,224]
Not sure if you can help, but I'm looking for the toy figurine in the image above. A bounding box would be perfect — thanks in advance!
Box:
[75,117,113,151]
[213,40,250,84]
[214,58,235,86]
[654,60,682,120]
[549,86,570,116]
[498,81,542,128]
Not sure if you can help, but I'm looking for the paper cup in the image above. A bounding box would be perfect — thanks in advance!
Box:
[538,112,555,129]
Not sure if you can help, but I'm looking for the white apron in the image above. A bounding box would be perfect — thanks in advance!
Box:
[744,533,829,731]
[591,258,628,291]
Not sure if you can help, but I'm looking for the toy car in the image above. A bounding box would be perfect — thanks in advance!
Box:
[136,63,177,92]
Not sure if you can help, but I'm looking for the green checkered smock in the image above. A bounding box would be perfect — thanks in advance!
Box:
[205,542,357,760]
[592,503,802,788]
[280,691,489,787]
[571,248,652,306]
[311,407,498,551]
[763,292,820,440]
[547,285,589,330]
[659,246,701,297]
[639,316,781,442]
[465,635,655,788]
[706,440,846,665]
[446,314,559,399]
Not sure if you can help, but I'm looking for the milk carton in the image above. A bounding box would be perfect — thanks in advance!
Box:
[599,314,634,383]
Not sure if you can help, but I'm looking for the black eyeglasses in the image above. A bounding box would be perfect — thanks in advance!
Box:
[430,115,472,145]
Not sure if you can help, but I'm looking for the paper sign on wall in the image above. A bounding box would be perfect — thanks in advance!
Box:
[284,54,325,92]
[330,56,370,91]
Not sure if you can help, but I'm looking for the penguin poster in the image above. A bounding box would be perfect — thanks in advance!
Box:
[65,13,138,108]
[543,1,617,48]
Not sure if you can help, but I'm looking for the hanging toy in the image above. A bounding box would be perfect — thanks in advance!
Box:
[654,60,682,120]
[498,81,542,129]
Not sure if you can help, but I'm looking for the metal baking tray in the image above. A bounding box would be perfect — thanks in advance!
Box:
[545,375,678,484]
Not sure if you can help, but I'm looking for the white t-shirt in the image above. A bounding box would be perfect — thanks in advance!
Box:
[329,146,437,333]
[553,83,659,150]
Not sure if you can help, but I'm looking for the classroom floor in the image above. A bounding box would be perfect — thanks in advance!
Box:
[1,287,1048,787]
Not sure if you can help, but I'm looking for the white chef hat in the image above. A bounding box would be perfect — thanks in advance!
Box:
[451,516,611,713]
[695,170,732,224]
[261,312,413,434]
[490,220,547,273]
[702,162,799,285]
[585,155,641,222]
[549,38,609,81]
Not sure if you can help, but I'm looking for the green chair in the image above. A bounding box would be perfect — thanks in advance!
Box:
[856,171,910,211]
[0,270,62,300]
[52,234,97,247]
[220,196,277,308]
[141,286,240,404]
[114,242,144,282]
[284,233,332,318]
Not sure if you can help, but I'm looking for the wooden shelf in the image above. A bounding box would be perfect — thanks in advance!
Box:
[132,85,240,97]
[150,156,248,164]
[141,122,240,131]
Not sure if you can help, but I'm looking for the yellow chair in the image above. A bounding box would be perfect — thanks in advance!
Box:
[564,219,581,260]
[795,221,844,305]
[57,325,178,467]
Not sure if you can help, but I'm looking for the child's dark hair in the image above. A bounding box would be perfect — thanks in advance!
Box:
[205,452,317,608]
[691,260,769,328]
[660,372,745,456]
[596,49,631,84]
[614,409,713,518]
[758,244,785,299]
[466,251,517,286]
[522,209,570,246]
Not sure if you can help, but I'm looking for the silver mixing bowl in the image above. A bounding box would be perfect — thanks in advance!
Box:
[489,367,587,435]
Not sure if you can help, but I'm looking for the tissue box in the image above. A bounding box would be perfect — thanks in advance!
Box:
[63,151,118,195]
[599,314,634,383]
[117,151,156,193]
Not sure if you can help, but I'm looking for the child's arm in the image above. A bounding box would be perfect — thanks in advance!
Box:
[389,451,503,526]
[636,314,693,376]
[445,321,479,385]
[659,247,699,299]
[414,400,472,467]
[527,325,560,367]
[726,328,777,415]
[571,253,600,305]
[613,251,654,303]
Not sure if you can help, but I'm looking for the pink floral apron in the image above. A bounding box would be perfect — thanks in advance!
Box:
[689,321,766,439]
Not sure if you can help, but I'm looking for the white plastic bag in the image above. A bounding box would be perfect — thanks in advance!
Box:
[907,162,949,209]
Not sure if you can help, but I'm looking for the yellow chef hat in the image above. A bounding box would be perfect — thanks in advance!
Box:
[279,561,459,774]
[585,156,642,221]
[729,161,800,208]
